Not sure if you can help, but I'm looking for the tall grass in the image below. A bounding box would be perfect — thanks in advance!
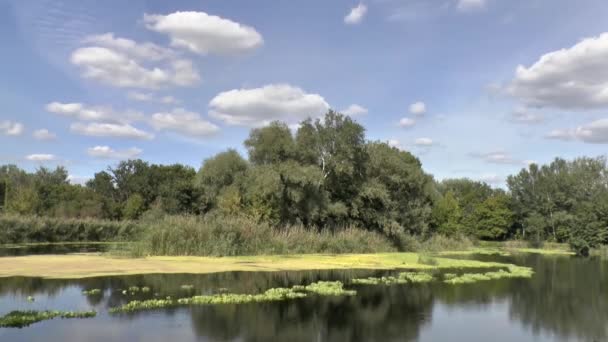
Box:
[129,214,397,257]
[0,214,141,244]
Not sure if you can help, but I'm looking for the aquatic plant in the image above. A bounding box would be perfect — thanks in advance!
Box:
[128,286,140,292]
[26,296,35,302]
[303,281,356,296]
[82,289,101,296]
[444,266,533,284]
[0,310,96,328]
[180,284,194,290]
[141,286,151,293]
[352,272,434,285]
[109,281,355,314]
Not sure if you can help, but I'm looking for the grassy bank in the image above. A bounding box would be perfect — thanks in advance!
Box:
[128,214,399,257]
[0,214,140,244]
[0,252,527,279]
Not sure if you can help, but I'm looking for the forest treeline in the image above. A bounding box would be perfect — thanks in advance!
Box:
[1,111,606,255]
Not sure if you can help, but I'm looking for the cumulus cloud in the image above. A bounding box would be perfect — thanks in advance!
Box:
[71,122,154,140]
[409,101,426,116]
[87,145,142,159]
[71,47,200,89]
[67,175,90,185]
[399,117,416,128]
[33,129,57,140]
[341,104,368,116]
[546,118,608,144]
[127,92,179,104]
[0,121,24,136]
[209,84,330,127]
[144,11,263,55]
[470,151,528,165]
[509,107,544,124]
[83,33,175,61]
[26,154,55,162]
[344,4,368,24]
[457,0,486,11]
[507,33,608,110]
[414,137,434,146]
[150,108,220,137]
[46,101,144,124]
[388,138,407,150]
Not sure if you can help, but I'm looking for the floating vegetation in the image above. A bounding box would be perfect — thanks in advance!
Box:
[352,272,434,285]
[82,289,101,296]
[26,296,35,302]
[180,284,194,291]
[128,286,140,292]
[303,281,356,296]
[0,310,96,328]
[141,286,151,293]
[109,281,354,314]
[444,266,534,285]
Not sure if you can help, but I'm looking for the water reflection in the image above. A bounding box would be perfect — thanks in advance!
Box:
[0,254,606,342]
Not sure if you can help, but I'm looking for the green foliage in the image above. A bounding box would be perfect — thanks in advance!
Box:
[431,191,464,236]
[0,214,140,244]
[245,121,296,165]
[352,272,434,285]
[0,310,96,328]
[123,194,146,220]
[130,214,396,257]
[470,193,514,240]
[443,266,534,284]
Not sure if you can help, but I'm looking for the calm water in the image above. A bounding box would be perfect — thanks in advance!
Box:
[0,253,606,342]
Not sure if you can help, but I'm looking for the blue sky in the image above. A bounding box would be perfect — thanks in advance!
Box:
[1,0,608,186]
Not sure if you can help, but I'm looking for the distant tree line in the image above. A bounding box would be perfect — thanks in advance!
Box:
[1,111,607,254]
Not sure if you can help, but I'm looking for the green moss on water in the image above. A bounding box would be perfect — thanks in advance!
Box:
[109,281,355,314]
[444,265,533,284]
[352,272,434,285]
[0,310,96,328]
[141,286,151,293]
[82,289,101,296]
[180,284,194,291]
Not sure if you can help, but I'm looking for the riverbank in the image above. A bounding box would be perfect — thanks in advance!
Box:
[0,252,529,279]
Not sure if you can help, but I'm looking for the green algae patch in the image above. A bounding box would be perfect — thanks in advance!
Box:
[82,289,101,296]
[0,252,533,279]
[352,272,434,285]
[109,281,354,314]
[0,310,96,328]
[444,265,534,285]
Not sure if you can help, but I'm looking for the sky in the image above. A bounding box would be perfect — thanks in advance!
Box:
[1,0,608,186]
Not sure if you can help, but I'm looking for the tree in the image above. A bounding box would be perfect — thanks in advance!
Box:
[123,194,145,220]
[471,193,514,240]
[244,122,296,165]
[431,191,464,236]
[195,150,248,212]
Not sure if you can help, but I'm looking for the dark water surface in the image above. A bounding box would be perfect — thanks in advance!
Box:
[0,253,606,341]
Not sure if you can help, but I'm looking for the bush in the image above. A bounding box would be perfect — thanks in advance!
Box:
[419,234,473,253]
[0,214,141,244]
[130,214,396,257]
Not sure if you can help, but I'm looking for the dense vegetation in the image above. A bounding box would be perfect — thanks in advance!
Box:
[1,111,607,255]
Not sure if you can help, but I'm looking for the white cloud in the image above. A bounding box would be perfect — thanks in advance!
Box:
[71,47,200,89]
[344,4,368,24]
[388,138,407,150]
[67,175,90,185]
[507,32,608,110]
[509,107,544,124]
[25,154,56,162]
[151,108,220,137]
[399,117,416,128]
[71,122,154,140]
[209,84,330,126]
[457,0,486,12]
[87,145,142,159]
[144,11,263,55]
[470,151,528,165]
[0,121,24,136]
[33,129,57,140]
[479,173,503,184]
[83,33,175,61]
[46,101,144,124]
[341,104,368,116]
[409,101,426,116]
[127,92,180,105]
[414,137,434,146]
[546,118,608,144]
